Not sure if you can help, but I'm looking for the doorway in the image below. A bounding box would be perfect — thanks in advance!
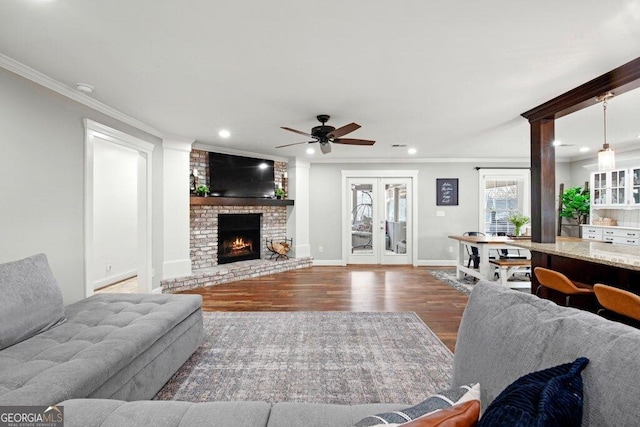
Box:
[84,120,154,297]
[342,171,417,265]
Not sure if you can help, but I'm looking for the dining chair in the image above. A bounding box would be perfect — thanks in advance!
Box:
[533,267,594,307]
[462,231,484,269]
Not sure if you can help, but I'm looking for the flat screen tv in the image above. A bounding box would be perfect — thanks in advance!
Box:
[209,152,275,198]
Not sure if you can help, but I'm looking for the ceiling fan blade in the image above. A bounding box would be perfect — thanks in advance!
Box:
[275,141,314,148]
[333,138,376,146]
[281,126,313,138]
[320,143,331,154]
[327,122,361,139]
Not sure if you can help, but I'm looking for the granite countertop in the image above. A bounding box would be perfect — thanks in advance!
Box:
[508,237,640,271]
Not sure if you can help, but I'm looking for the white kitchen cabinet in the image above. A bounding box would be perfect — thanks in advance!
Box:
[581,225,640,246]
[591,169,628,206]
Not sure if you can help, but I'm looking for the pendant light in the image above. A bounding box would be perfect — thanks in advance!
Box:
[597,92,615,171]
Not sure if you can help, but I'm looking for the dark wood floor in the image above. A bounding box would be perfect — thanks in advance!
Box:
[179,265,468,352]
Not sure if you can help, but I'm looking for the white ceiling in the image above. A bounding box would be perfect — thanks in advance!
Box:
[1,0,640,162]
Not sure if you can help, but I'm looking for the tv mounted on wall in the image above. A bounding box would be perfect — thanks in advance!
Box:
[209,152,275,198]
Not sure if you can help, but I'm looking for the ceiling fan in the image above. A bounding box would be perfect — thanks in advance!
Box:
[276,114,375,154]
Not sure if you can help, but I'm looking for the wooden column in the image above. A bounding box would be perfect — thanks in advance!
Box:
[530,119,556,243]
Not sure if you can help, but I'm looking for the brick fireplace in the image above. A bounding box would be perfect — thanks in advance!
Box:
[160,150,312,293]
[190,205,287,269]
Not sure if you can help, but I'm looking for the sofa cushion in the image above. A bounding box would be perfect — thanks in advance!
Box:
[0,293,202,405]
[453,281,640,426]
[478,357,588,427]
[267,402,408,427]
[355,384,479,426]
[58,398,271,427]
[0,254,66,351]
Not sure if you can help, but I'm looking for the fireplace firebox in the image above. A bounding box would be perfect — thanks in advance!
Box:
[218,214,261,264]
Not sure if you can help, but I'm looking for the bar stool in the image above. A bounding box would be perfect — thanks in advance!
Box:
[533,267,594,308]
[593,284,640,325]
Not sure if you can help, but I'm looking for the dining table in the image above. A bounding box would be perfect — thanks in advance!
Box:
[448,234,530,285]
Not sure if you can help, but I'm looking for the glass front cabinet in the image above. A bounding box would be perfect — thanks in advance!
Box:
[591,168,634,207]
[632,167,640,206]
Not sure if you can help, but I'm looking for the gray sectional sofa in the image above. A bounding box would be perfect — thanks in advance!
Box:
[3,254,640,426]
[0,254,203,406]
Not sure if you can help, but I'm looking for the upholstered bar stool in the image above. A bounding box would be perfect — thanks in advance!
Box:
[533,267,595,308]
[593,283,640,326]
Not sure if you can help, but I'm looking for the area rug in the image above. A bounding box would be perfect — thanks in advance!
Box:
[155,312,453,405]
[428,268,530,296]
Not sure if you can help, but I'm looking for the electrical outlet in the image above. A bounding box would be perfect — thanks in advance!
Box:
[318,246,324,253]
[448,246,453,253]
[106,263,113,272]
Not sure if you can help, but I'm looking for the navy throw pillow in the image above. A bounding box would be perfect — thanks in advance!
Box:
[478,357,589,427]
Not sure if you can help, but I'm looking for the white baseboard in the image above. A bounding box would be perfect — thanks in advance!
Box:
[312,259,345,266]
[416,260,457,267]
[94,269,137,290]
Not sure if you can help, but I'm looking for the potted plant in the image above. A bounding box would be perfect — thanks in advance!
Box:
[507,211,530,237]
[560,186,590,226]
[275,188,286,199]
[195,184,209,197]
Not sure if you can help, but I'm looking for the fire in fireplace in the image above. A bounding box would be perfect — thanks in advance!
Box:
[218,214,261,264]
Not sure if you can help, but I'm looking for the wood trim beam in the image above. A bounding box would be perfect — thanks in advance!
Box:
[521,57,640,121]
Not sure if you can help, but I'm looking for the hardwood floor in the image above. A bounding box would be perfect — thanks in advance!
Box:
[180,265,468,352]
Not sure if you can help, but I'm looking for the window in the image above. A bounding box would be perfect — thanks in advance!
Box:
[478,169,530,236]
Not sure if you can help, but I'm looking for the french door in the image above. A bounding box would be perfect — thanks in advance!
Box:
[346,176,413,265]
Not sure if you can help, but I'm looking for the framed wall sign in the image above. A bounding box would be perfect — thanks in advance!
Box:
[436,178,458,206]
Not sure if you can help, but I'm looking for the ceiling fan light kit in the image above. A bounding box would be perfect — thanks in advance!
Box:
[277,114,375,154]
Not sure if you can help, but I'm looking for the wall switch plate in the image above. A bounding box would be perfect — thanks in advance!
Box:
[318,246,324,253]
[436,210,445,217]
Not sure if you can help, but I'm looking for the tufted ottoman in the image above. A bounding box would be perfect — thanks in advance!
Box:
[0,292,203,405]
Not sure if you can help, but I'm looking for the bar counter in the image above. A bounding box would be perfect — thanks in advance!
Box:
[508,236,640,298]
[508,237,640,272]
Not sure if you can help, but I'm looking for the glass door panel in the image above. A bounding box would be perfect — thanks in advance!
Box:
[348,179,379,264]
[381,178,411,265]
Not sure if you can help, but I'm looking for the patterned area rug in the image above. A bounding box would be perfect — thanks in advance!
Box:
[155,312,453,405]
[428,268,530,296]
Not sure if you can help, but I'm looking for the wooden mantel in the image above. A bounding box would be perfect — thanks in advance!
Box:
[521,56,640,243]
[190,196,294,206]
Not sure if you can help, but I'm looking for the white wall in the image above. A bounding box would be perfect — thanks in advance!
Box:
[0,68,162,303]
[309,161,531,264]
[93,139,138,289]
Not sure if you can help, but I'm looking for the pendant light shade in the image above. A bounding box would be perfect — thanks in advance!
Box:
[597,93,615,171]
[598,144,615,171]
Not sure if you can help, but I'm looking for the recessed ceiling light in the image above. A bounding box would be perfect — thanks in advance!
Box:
[218,129,231,138]
[552,140,562,147]
[306,147,315,155]
[75,83,94,93]
[408,148,417,155]
[579,147,590,153]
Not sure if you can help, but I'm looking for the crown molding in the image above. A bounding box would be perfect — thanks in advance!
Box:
[0,53,165,139]
[309,156,531,164]
[163,137,195,152]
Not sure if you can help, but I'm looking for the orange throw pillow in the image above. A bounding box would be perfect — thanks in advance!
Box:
[401,400,480,427]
